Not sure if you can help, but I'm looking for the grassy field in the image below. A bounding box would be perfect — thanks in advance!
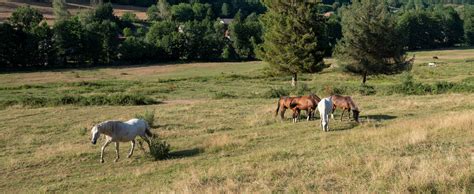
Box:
[0,0,147,24]
[0,48,473,192]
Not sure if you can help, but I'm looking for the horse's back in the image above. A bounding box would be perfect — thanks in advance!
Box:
[318,98,333,113]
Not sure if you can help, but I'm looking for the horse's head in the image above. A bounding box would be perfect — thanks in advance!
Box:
[91,125,100,145]
[352,110,360,123]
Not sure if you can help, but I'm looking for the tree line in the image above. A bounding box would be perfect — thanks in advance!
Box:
[0,0,474,72]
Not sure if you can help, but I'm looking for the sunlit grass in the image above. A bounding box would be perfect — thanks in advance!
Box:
[0,48,473,192]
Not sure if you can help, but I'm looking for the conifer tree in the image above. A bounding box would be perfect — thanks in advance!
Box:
[258,0,328,87]
[53,0,70,21]
[334,0,412,84]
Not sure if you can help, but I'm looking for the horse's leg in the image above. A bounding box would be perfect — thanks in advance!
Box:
[114,142,120,162]
[340,109,345,121]
[128,140,135,158]
[292,110,296,123]
[100,140,112,163]
[348,108,351,120]
[307,109,311,121]
[281,108,286,120]
[331,107,336,119]
[141,135,152,151]
[137,139,145,152]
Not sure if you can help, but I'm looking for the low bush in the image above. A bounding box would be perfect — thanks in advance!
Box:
[212,91,236,99]
[261,87,290,98]
[391,73,474,95]
[148,137,170,160]
[358,84,376,95]
[2,93,158,108]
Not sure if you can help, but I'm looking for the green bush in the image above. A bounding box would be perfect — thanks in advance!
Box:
[293,83,311,96]
[135,109,156,127]
[149,137,170,160]
[212,91,236,99]
[324,85,348,95]
[4,93,158,108]
[431,81,454,94]
[358,84,376,95]
[261,86,290,98]
[392,73,432,95]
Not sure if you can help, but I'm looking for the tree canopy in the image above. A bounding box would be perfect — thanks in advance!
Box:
[335,0,412,84]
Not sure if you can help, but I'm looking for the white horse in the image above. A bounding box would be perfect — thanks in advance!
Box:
[91,118,153,163]
[317,97,333,132]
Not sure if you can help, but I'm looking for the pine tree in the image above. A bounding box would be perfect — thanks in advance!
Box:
[53,0,70,21]
[464,5,474,45]
[221,3,231,17]
[334,0,412,84]
[258,1,328,87]
[157,0,171,20]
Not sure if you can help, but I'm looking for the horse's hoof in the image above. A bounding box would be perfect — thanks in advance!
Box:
[100,160,104,163]
[114,159,119,162]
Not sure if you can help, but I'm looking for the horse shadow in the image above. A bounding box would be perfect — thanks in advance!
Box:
[331,122,359,131]
[155,123,184,130]
[363,114,397,122]
[168,148,204,159]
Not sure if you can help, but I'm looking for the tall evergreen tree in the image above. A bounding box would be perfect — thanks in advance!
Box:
[464,5,474,45]
[157,0,171,20]
[221,3,231,17]
[53,0,70,21]
[334,0,412,84]
[258,1,328,87]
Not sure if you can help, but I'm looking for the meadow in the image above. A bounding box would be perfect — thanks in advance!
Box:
[0,48,473,192]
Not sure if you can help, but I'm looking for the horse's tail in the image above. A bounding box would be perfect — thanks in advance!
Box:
[275,98,281,117]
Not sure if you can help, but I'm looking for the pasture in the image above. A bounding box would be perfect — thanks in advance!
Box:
[0,48,473,192]
[0,0,147,24]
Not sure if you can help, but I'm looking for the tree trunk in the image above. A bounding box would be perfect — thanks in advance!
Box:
[291,73,297,87]
[362,72,367,84]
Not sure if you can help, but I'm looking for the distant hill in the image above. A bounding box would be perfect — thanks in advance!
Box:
[0,0,147,24]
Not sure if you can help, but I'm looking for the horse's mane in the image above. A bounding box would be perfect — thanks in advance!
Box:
[97,120,122,135]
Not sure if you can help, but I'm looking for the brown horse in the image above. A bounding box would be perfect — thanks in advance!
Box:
[289,94,321,122]
[331,95,360,122]
[275,96,297,120]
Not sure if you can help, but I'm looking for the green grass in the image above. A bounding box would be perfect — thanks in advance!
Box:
[0,50,473,192]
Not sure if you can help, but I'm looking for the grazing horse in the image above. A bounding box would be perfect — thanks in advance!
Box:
[331,95,360,123]
[91,118,153,163]
[289,94,321,122]
[275,96,297,119]
[317,97,333,132]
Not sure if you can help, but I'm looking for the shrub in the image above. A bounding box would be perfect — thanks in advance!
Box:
[135,109,156,127]
[392,73,432,95]
[5,93,158,108]
[213,91,236,99]
[431,81,454,94]
[262,87,290,98]
[293,83,311,96]
[324,85,347,95]
[358,84,376,95]
[149,137,170,160]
